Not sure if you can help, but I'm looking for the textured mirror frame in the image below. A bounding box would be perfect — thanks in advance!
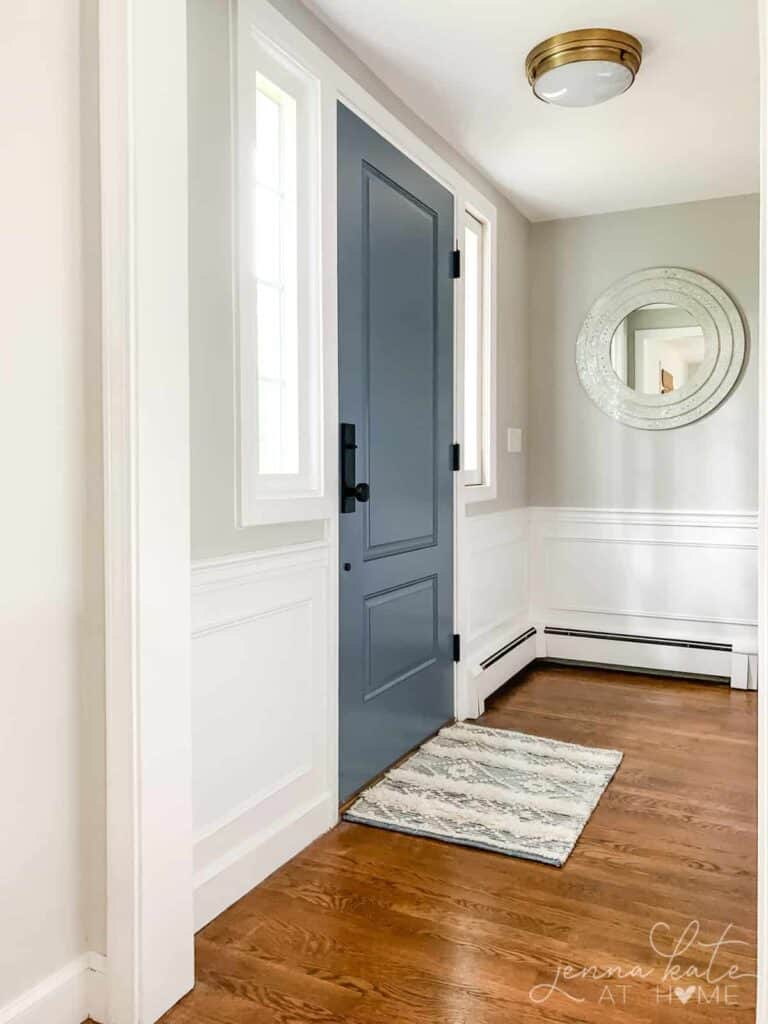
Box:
[576,267,745,430]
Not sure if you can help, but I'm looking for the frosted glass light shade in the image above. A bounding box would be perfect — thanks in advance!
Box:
[525,29,642,109]
[533,59,634,107]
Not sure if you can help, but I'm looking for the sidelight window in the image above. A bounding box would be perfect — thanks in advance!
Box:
[462,210,494,497]
[252,76,299,476]
[236,35,323,524]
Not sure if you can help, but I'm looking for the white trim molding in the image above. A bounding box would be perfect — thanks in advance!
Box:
[190,543,336,930]
[99,0,194,1019]
[233,13,327,525]
[0,955,106,1024]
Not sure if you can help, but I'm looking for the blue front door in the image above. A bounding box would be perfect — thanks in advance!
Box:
[338,104,455,802]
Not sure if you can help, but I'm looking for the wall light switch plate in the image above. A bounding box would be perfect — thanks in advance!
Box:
[506,427,523,454]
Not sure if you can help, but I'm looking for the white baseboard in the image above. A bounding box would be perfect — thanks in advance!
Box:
[194,792,334,930]
[0,954,106,1024]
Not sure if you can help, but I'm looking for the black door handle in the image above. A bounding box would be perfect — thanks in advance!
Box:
[340,423,370,512]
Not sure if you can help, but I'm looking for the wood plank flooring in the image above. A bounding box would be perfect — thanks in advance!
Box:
[160,664,757,1023]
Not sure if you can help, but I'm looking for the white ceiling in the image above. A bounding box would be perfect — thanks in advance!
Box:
[303,0,760,221]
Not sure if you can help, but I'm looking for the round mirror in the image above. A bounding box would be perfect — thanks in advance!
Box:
[576,268,745,430]
[609,304,707,396]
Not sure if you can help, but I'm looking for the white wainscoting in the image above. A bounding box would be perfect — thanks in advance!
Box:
[188,507,758,925]
[460,508,534,714]
[464,509,530,659]
[529,508,759,683]
[191,542,336,929]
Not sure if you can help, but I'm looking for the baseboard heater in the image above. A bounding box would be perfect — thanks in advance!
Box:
[543,626,732,653]
[480,627,537,670]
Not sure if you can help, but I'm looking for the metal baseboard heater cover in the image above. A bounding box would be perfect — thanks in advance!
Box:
[544,626,732,653]
[480,628,537,671]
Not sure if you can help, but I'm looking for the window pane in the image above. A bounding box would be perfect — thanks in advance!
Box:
[253,184,280,283]
[463,222,482,478]
[255,279,299,476]
[257,378,283,474]
[256,282,281,380]
[250,74,299,477]
[254,87,280,189]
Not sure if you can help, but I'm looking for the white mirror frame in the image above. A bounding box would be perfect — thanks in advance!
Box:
[576,267,746,429]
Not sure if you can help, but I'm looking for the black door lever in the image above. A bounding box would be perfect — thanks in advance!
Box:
[340,423,370,512]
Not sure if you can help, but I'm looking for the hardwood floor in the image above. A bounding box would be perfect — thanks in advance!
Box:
[160,664,757,1023]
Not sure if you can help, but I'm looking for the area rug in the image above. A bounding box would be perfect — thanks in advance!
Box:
[343,722,623,866]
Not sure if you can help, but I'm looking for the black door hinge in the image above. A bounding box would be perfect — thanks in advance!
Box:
[452,634,461,662]
[450,248,461,279]
[451,442,460,471]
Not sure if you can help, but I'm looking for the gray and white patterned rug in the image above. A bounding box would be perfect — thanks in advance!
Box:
[343,721,623,866]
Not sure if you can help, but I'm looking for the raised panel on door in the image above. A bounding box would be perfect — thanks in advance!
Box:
[364,167,438,558]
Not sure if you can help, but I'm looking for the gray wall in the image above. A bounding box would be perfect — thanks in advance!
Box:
[188,0,529,560]
[528,194,760,510]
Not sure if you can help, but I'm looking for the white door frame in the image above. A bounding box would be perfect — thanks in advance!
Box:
[101,0,767,1021]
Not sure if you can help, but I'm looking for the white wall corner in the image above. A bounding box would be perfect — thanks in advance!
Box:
[533,624,548,659]
[0,954,106,1024]
[86,954,107,1024]
[748,654,759,691]
[731,650,760,691]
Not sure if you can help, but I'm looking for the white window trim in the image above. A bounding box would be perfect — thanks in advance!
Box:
[458,201,498,504]
[232,18,327,526]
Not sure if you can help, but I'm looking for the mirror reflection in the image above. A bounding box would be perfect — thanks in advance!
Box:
[609,304,705,395]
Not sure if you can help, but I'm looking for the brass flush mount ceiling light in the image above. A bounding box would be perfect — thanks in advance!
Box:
[525,29,642,107]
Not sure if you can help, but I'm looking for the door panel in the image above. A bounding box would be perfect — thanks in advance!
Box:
[365,167,437,555]
[364,576,438,701]
[338,104,454,802]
